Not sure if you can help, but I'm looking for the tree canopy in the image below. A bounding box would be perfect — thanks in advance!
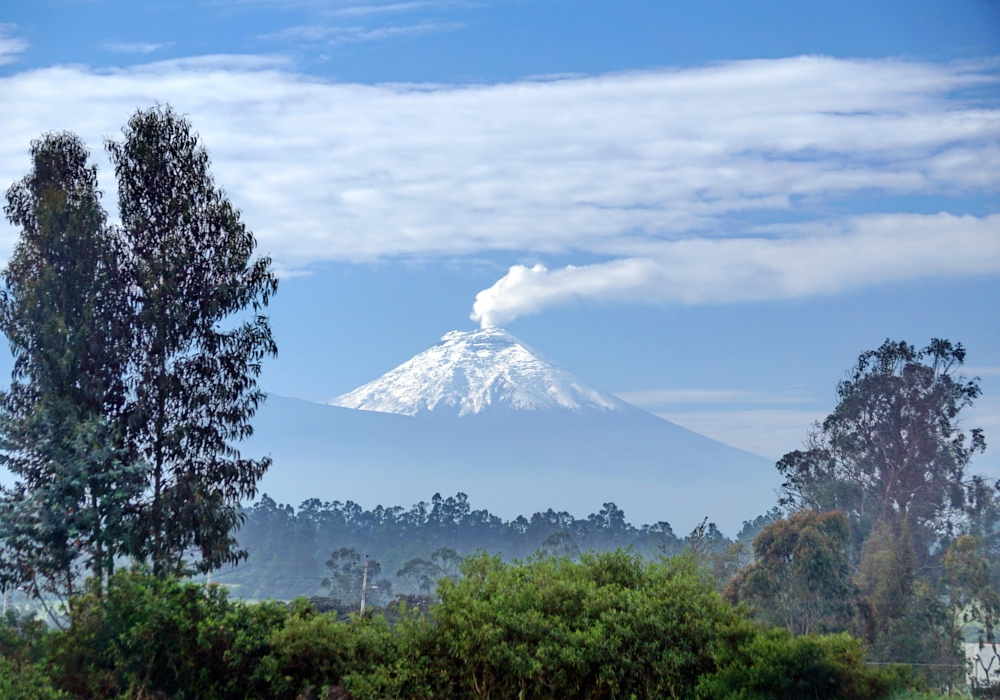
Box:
[0,132,143,608]
[729,338,998,687]
[0,107,278,603]
[777,339,985,544]
[107,106,278,576]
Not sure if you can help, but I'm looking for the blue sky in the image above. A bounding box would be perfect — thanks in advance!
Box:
[0,0,998,483]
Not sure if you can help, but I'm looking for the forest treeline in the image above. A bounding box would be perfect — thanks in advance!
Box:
[227,491,778,601]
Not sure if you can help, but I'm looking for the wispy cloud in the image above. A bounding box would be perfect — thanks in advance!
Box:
[264,20,462,44]
[330,1,462,17]
[99,41,174,54]
[0,25,28,65]
[658,410,829,460]
[0,55,997,289]
[616,389,815,406]
[223,0,474,12]
[965,366,1000,377]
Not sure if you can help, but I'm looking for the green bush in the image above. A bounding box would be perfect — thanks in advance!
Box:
[261,551,746,700]
[698,628,913,700]
[44,569,287,700]
[426,550,742,700]
[888,691,952,700]
[0,656,66,700]
[0,555,922,700]
[261,602,442,700]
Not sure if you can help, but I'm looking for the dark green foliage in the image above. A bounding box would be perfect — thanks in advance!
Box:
[727,510,858,635]
[231,493,689,599]
[261,604,438,700]
[0,560,913,700]
[44,569,287,700]
[0,656,67,700]
[760,338,998,688]
[264,551,901,700]
[0,111,279,598]
[430,550,739,700]
[107,106,278,576]
[698,628,912,700]
[0,132,143,604]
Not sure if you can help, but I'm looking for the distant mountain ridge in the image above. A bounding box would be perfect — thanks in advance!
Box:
[328,328,627,421]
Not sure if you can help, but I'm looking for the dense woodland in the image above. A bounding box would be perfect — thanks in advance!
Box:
[227,491,777,600]
[0,109,996,699]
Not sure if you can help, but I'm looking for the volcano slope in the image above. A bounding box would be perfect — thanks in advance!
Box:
[246,329,778,533]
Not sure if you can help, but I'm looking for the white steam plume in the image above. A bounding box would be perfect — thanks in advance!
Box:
[470,212,1000,327]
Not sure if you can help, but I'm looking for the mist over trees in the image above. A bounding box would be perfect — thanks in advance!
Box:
[228,492,784,602]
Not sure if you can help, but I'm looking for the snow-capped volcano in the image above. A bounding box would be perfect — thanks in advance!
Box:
[252,328,778,530]
[328,327,629,420]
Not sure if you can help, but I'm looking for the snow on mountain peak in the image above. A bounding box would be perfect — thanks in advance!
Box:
[328,327,628,419]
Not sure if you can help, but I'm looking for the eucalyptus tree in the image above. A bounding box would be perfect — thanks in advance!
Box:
[107,106,278,576]
[777,338,987,550]
[0,106,279,600]
[769,339,995,679]
[0,133,143,607]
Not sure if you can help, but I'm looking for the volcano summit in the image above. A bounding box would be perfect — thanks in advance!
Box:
[247,329,780,532]
[329,328,626,420]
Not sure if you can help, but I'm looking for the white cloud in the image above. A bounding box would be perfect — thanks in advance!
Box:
[615,389,814,405]
[470,213,1000,326]
[331,1,463,17]
[965,366,1000,377]
[263,20,462,44]
[99,41,174,54]
[0,25,28,65]
[0,55,997,282]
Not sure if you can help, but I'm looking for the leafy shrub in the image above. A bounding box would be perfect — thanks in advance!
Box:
[260,599,444,700]
[429,550,743,700]
[262,551,749,700]
[0,656,67,700]
[698,628,913,700]
[0,555,920,700]
[43,569,287,700]
[0,610,48,666]
[252,552,918,700]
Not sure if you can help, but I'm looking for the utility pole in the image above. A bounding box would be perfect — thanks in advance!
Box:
[359,555,370,614]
